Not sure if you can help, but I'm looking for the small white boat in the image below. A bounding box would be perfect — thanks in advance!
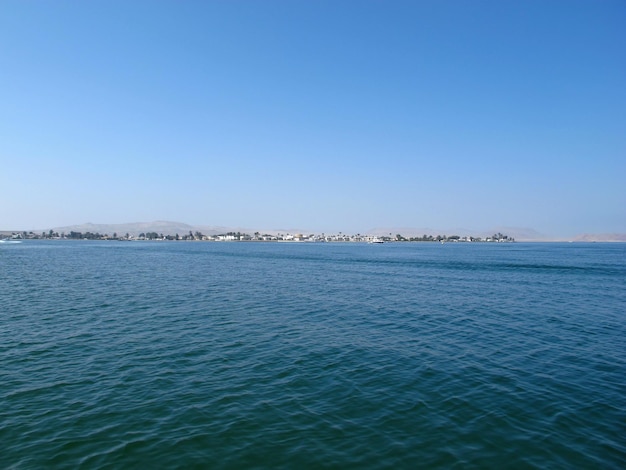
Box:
[369,237,384,244]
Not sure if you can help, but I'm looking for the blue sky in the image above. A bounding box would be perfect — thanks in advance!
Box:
[1,1,624,236]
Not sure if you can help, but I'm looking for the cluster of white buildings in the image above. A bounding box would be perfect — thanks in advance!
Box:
[3,231,513,243]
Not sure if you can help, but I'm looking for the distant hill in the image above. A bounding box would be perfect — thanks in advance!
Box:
[47,221,251,237]
[572,233,626,242]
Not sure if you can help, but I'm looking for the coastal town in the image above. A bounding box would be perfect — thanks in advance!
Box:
[1,230,515,243]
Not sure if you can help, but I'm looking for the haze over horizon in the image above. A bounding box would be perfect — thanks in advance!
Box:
[1,1,625,238]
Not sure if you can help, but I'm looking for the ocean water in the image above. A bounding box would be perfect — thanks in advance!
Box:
[1,240,624,469]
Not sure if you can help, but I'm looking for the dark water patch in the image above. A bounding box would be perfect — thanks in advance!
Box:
[1,241,625,468]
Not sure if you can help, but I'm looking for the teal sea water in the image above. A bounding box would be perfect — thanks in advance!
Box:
[1,241,625,468]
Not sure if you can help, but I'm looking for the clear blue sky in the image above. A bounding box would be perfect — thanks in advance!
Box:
[1,1,624,236]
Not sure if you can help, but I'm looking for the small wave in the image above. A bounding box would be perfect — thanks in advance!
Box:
[1,240,624,468]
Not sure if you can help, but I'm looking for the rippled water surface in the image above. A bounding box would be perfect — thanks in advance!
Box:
[1,241,625,468]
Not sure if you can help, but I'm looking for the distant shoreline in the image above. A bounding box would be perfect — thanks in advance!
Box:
[2,228,625,243]
[1,231,515,243]
[3,238,625,244]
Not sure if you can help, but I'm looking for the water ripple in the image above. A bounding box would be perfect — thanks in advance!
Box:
[1,241,625,468]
